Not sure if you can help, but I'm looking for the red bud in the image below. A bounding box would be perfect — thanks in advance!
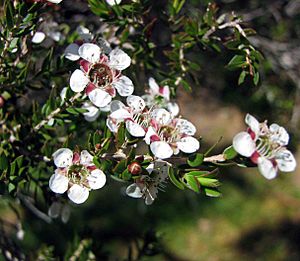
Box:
[128,162,142,175]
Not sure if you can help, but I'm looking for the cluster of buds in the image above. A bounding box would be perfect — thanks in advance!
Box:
[49,148,106,204]
[233,114,296,179]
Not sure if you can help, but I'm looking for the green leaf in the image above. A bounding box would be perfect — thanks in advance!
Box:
[185,171,208,177]
[8,183,16,193]
[253,71,260,85]
[227,55,246,70]
[197,177,220,188]
[117,122,125,148]
[113,159,126,174]
[238,70,246,85]
[168,168,185,190]
[5,0,15,30]
[0,153,8,171]
[184,174,199,193]
[204,187,221,197]
[187,153,204,167]
[223,146,238,160]
[121,169,132,181]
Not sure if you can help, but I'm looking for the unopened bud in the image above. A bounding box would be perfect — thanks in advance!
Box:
[95,143,101,150]
[135,155,144,163]
[0,96,4,108]
[128,162,142,175]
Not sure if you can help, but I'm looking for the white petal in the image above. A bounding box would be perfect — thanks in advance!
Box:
[126,95,145,113]
[177,137,200,153]
[67,184,89,204]
[126,121,145,137]
[48,31,63,42]
[70,69,89,93]
[145,187,158,205]
[49,173,69,194]
[150,141,173,159]
[32,32,46,44]
[88,89,112,108]
[275,149,296,172]
[76,26,93,42]
[78,43,101,63]
[87,169,106,190]
[257,157,277,180]
[60,87,68,103]
[269,124,289,146]
[126,183,143,198]
[52,148,73,168]
[47,0,63,3]
[82,103,100,122]
[106,118,119,133]
[110,100,126,113]
[151,109,171,125]
[232,132,256,157]
[148,77,159,94]
[106,0,122,5]
[64,43,80,61]
[48,202,62,218]
[80,150,93,165]
[61,204,71,223]
[110,108,131,120]
[175,119,196,135]
[113,75,134,97]
[167,102,180,116]
[108,48,131,70]
[245,114,260,138]
[144,126,158,145]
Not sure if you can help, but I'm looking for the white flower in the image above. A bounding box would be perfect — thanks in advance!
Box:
[69,43,134,108]
[48,201,71,223]
[107,95,148,137]
[142,77,180,116]
[233,114,297,179]
[49,149,107,204]
[126,160,169,205]
[32,19,64,44]
[106,0,122,6]
[47,0,63,3]
[81,102,100,122]
[144,110,199,159]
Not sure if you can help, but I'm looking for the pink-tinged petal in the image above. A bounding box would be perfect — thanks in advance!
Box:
[88,89,112,108]
[151,109,171,125]
[49,173,69,194]
[146,163,154,174]
[78,43,101,63]
[87,169,106,190]
[150,141,173,159]
[48,202,62,218]
[64,43,80,61]
[148,77,159,94]
[126,183,143,198]
[257,157,277,180]
[82,102,100,122]
[106,86,116,97]
[85,83,96,95]
[144,126,158,145]
[167,102,179,117]
[52,148,73,168]
[110,108,131,120]
[159,86,170,101]
[80,150,93,166]
[175,119,196,136]
[32,32,46,44]
[232,132,256,157]
[126,121,146,137]
[110,100,126,113]
[250,151,260,164]
[67,184,89,204]
[72,152,80,164]
[79,59,90,72]
[108,48,131,70]
[70,69,89,93]
[269,123,289,146]
[177,137,200,153]
[245,114,260,138]
[113,75,134,97]
[126,95,145,113]
[275,149,296,172]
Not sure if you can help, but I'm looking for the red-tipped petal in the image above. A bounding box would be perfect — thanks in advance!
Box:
[85,83,96,95]
[79,59,90,73]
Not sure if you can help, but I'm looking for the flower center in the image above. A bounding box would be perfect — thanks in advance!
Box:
[67,164,89,186]
[255,136,281,159]
[88,63,113,89]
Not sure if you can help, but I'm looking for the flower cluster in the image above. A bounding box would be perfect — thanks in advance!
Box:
[49,148,106,204]
[233,114,296,179]
[126,160,169,205]
[107,95,199,159]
